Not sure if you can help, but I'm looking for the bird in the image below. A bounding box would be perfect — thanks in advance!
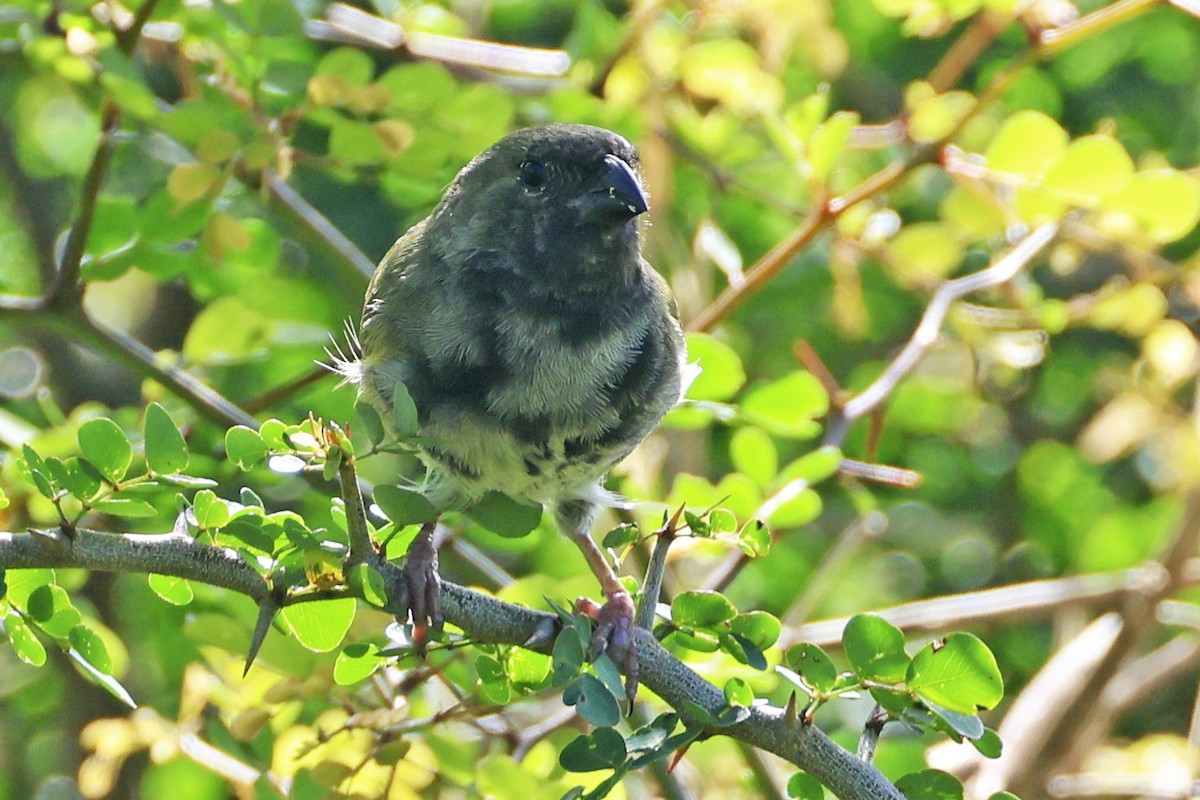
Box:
[343,123,687,699]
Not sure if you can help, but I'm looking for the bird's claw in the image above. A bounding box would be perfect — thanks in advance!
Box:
[576,590,639,705]
[394,522,442,654]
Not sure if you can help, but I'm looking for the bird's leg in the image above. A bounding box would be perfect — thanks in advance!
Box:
[394,519,443,654]
[558,501,638,703]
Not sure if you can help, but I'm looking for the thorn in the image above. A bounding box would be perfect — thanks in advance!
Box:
[522,617,558,650]
[667,742,692,773]
[244,595,279,677]
[784,691,799,724]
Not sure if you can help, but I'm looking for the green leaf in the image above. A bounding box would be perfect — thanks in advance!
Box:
[333,642,383,685]
[924,699,985,741]
[259,419,289,450]
[888,222,965,285]
[7,613,46,666]
[466,492,543,538]
[391,382,419,439]
[280,598,356,652]
[355,400,386,447]
[4,569,54,607]
[679,39,783,115]
[1107,170,1200,242]
[347,563,388,608]
[784,643,839,694]
[68,639,136,708]
[685,333,746,401]
[78,418,132,483]
[52,457,104,500]
[741,372,828,438]
[69,623,112,673]
[895,769,965,800]
[225,426,268,470]
[221,516,277,554]
[144,403,189,475]
[148,574,194,606]
[602,523,639,549]
[21,444,54,499]
[26,584,82,637]
[157,473,218,489]
[786,772,824,800]
[329,119,385,167]
[708,508,738,535]
[764,485,823,529]
[625,712,678,753]
[722,632,767,670]
[373,485,438,527]
[808,110,859,181]
[315,47,375,86]
[729,426,777,487]
[192,490,230,529]
[579,649,619,701]
[559,728,627,772]
[731,611,781,651]
[985,110,1067,177]
[672,590,737,628]
[1043,135,1133,201]
[93,498,158,518]
[563,673,621,727]
[723,677,754,707]
[908,633,1004,713]
[553,627,586,686]
[737,519,771,557]
[843,614,909,683]
[974,728,1003,759]
[779,446,843,484]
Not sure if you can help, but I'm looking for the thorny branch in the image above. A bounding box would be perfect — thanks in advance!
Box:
[0,518,903,800]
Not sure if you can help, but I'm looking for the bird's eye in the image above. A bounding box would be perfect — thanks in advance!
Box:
[518,160,547,188]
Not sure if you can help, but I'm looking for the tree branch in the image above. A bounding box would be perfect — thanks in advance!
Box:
[0,525,902,800]
[826,222,1058,446]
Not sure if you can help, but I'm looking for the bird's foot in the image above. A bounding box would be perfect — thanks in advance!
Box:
[576,589,638,705]
[394,521,443,654]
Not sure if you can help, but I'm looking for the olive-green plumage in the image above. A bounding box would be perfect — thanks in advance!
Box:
[348,124,686,686]
[356,124,685,518]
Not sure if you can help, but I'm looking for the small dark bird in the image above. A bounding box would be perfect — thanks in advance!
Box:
[346,123,687,697]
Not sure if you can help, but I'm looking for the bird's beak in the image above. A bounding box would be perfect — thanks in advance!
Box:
[575,154,648,223]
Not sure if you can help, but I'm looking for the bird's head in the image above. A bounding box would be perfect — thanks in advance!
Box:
[428,124,649,289]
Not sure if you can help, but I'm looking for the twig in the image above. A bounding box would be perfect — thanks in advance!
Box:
[927,12,1007,92]
[663,129,806,216]
[1000,491,1200,796]
[114,0,165,54]
[243,366,334,414]
[784,558,1200,648]
[637,509,680,631]
[338,452,375,567]
[259,169,377,281]
[827,222,1058,446]
[66,312,258,429]
[48,103,120,308]
[857,704,888,763]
